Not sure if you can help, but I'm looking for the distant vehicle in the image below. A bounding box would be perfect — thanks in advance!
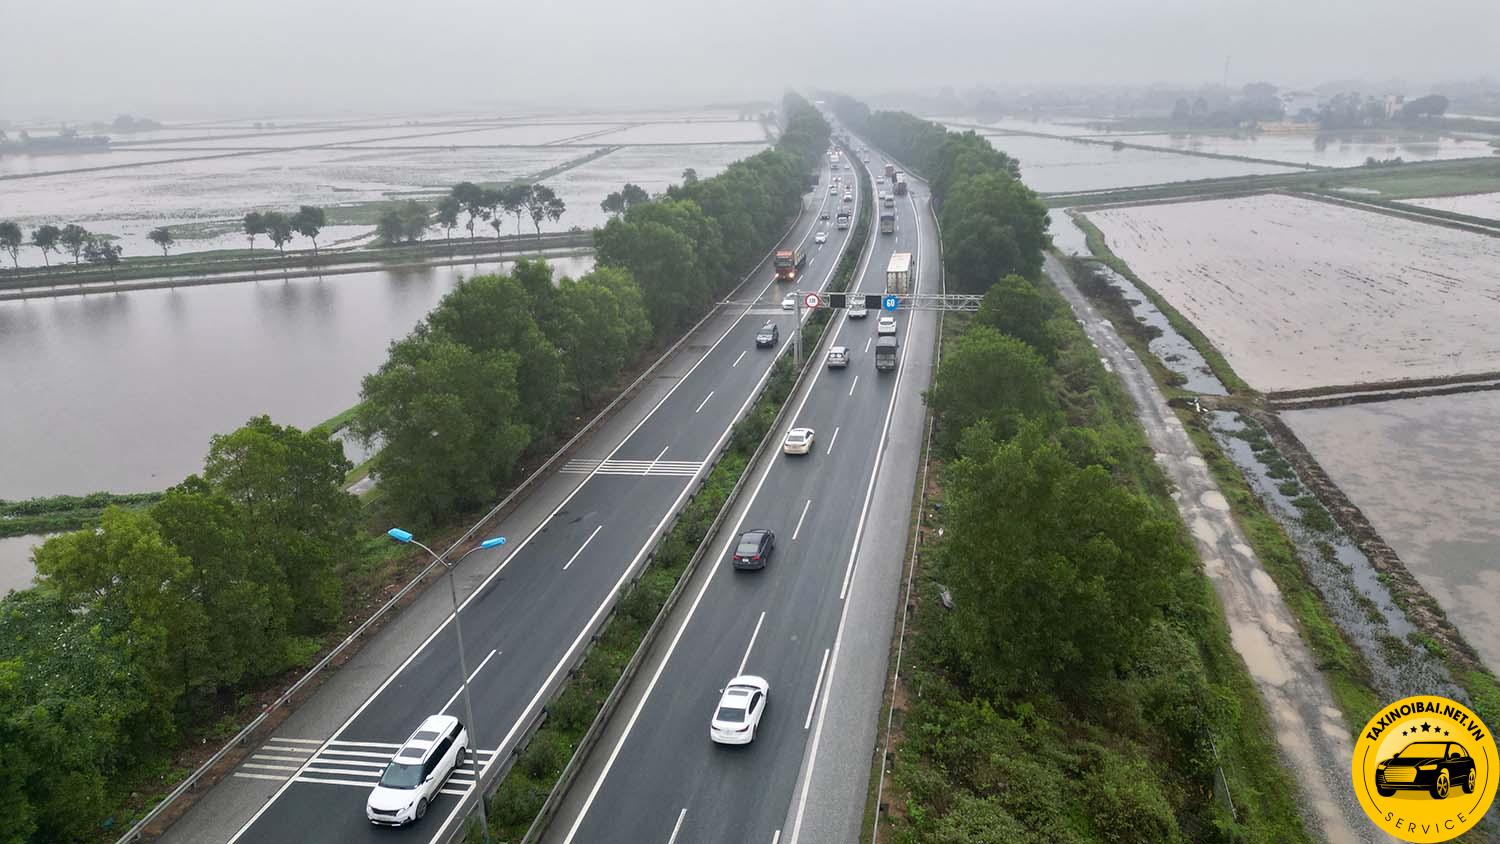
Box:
[875,335,898,371]
[774,248,806,282]
[710,675,769,744]
[879,209,895,235]
[732,529,775,570]
[1376,741,1477,799]
[848,299,868,319]
[878,190,886,200]
[783,427,816,454]
[842,192,853,203]
[781,293,797,310]
[826,346,850,368]
[883,195,895,208]
[755,321,778,347]
[836,209,851,230]
[877,314,897,335]
[884,163,896,181]
[367,715,468,826]
[894,177,908,196]
[886,252,913,295]
[819,211,830,220]
[828,185,837,194]
[814,231,827,244]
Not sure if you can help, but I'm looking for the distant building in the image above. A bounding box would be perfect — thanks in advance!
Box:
[1280,91,1321,121]
[1383,93,1407,119]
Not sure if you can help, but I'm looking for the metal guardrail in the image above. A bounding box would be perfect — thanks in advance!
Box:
[517,147,870,844]
[114,213,801,844]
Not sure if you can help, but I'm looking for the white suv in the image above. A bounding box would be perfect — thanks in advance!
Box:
[367,715,469,826]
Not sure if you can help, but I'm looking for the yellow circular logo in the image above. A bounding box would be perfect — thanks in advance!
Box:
[1352,695,1497,841]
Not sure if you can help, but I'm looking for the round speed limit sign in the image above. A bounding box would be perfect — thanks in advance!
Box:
[803,292,821,309]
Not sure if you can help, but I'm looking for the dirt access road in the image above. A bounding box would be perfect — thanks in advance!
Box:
[1045,253,1387,844]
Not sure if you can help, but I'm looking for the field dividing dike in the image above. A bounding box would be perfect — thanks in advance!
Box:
[943,119,1328,171]
[506,140,872,844]
[121,175,819,843]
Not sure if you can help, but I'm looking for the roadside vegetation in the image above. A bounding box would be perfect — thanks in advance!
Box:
[0,94,829,843]
[828,97,1310,843]
[0,492,162,539]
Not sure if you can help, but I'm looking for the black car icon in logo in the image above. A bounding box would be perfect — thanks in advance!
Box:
[1375,741,1477,799]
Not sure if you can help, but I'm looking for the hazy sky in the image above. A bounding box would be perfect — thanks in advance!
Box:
[4,0,1498,121]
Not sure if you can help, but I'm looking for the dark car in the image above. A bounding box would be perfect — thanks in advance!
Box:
[819,212,830,220]
[1375,741,1477,799]
[732,529,774,570]
[755,322,778,348]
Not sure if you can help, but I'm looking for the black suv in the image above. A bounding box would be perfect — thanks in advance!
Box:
[732,529,775,570]
[755,322,778,348]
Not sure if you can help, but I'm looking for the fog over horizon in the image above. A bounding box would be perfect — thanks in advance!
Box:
[3,0,1499,121]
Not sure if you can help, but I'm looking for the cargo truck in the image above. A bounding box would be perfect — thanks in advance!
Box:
[773,248,806,282]
[894,177,908,196]
[879,209,896,234]
[884,163,896,181]
[875,335,898,371]
[886,251,912,295]
[835,209,851,230]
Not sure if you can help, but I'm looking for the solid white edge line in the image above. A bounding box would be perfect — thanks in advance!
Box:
[562,525,604,572]
[228,165,834,844]
[440,648,499,713]
[737,611,767,677]
[826,426,839,456]
[790,145,927,844]
[563,156,871,844]
[804,649,831,730]
[668,808,688,844]
[695,390,715,413]
[791,498,812,542]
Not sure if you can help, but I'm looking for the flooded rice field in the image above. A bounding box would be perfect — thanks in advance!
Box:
[1085,193,1500,391]
[1,111,768,260]
[1405,191,1500,220]
[1212,411,1458,699]
[1282,391,1500,674]
[930,115,1118,136]
[0,534,51,597]
[974,133,1302,193]
[1047,209,1089,255]
[0,253,595,499]
[1099,130,1494,168]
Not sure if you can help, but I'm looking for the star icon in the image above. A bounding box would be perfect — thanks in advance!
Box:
[1420,722,1432,733]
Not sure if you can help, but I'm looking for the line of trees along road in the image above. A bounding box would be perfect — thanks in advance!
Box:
[0,95,827,842]
[828,98,1310,842]
[354,92,829,524]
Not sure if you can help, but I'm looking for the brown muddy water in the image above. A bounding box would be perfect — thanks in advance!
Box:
[1282,391,1500,675]
[0,253,595,500]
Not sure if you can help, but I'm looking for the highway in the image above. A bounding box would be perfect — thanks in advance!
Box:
[221,151,864,844]
[551,139,939,844]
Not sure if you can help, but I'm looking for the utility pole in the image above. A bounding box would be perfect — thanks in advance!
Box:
[793,289,803,368]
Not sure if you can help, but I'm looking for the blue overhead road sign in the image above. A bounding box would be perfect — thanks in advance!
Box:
[882,295,899,312]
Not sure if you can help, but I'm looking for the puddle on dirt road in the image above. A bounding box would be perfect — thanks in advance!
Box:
[1090,265,1227,395]
[1047,209,1088,255]
[1209,411,1459,702]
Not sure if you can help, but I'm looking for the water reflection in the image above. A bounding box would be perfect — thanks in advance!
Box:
[0,254,595,498]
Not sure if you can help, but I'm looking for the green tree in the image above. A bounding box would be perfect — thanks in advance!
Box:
[0,221,21,270]
[525,184,566,241]
[939,171,1049,292]
[290,205,326,255]
[502,183,530,236]
[976,274,1060,360]
[261,211,294,259]
[243,211,267,253]
[927,326,1059,451]
[353,333,532,523]
[398,200,430,242]
[681,167,698,185]
[83,236,123,274]
[202,416,359,632]
[30,224,61,271]
[376,209,405,245]
[552,266,648,404]
[59,224,89,265]
[450,182,488,245]
[942,425,1190,697]
[148,226,174,257]
[435,195,462,243]
[594,215,702,334]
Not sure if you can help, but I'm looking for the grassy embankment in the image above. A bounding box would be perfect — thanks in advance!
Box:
[1046,156,1500,208]
[474,156,873,843]
[880,277,1312,842]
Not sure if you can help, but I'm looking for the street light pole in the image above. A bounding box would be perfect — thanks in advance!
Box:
[793,288,803,368]
[387,528,505,843]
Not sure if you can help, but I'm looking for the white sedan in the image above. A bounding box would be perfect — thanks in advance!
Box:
[783,427,816,455]
[782,294,797,310]
[710,675,769,745]
[877,315,897,335]
[814,231,827,244]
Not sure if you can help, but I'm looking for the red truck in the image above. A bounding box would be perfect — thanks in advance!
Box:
[773,248,806,282]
